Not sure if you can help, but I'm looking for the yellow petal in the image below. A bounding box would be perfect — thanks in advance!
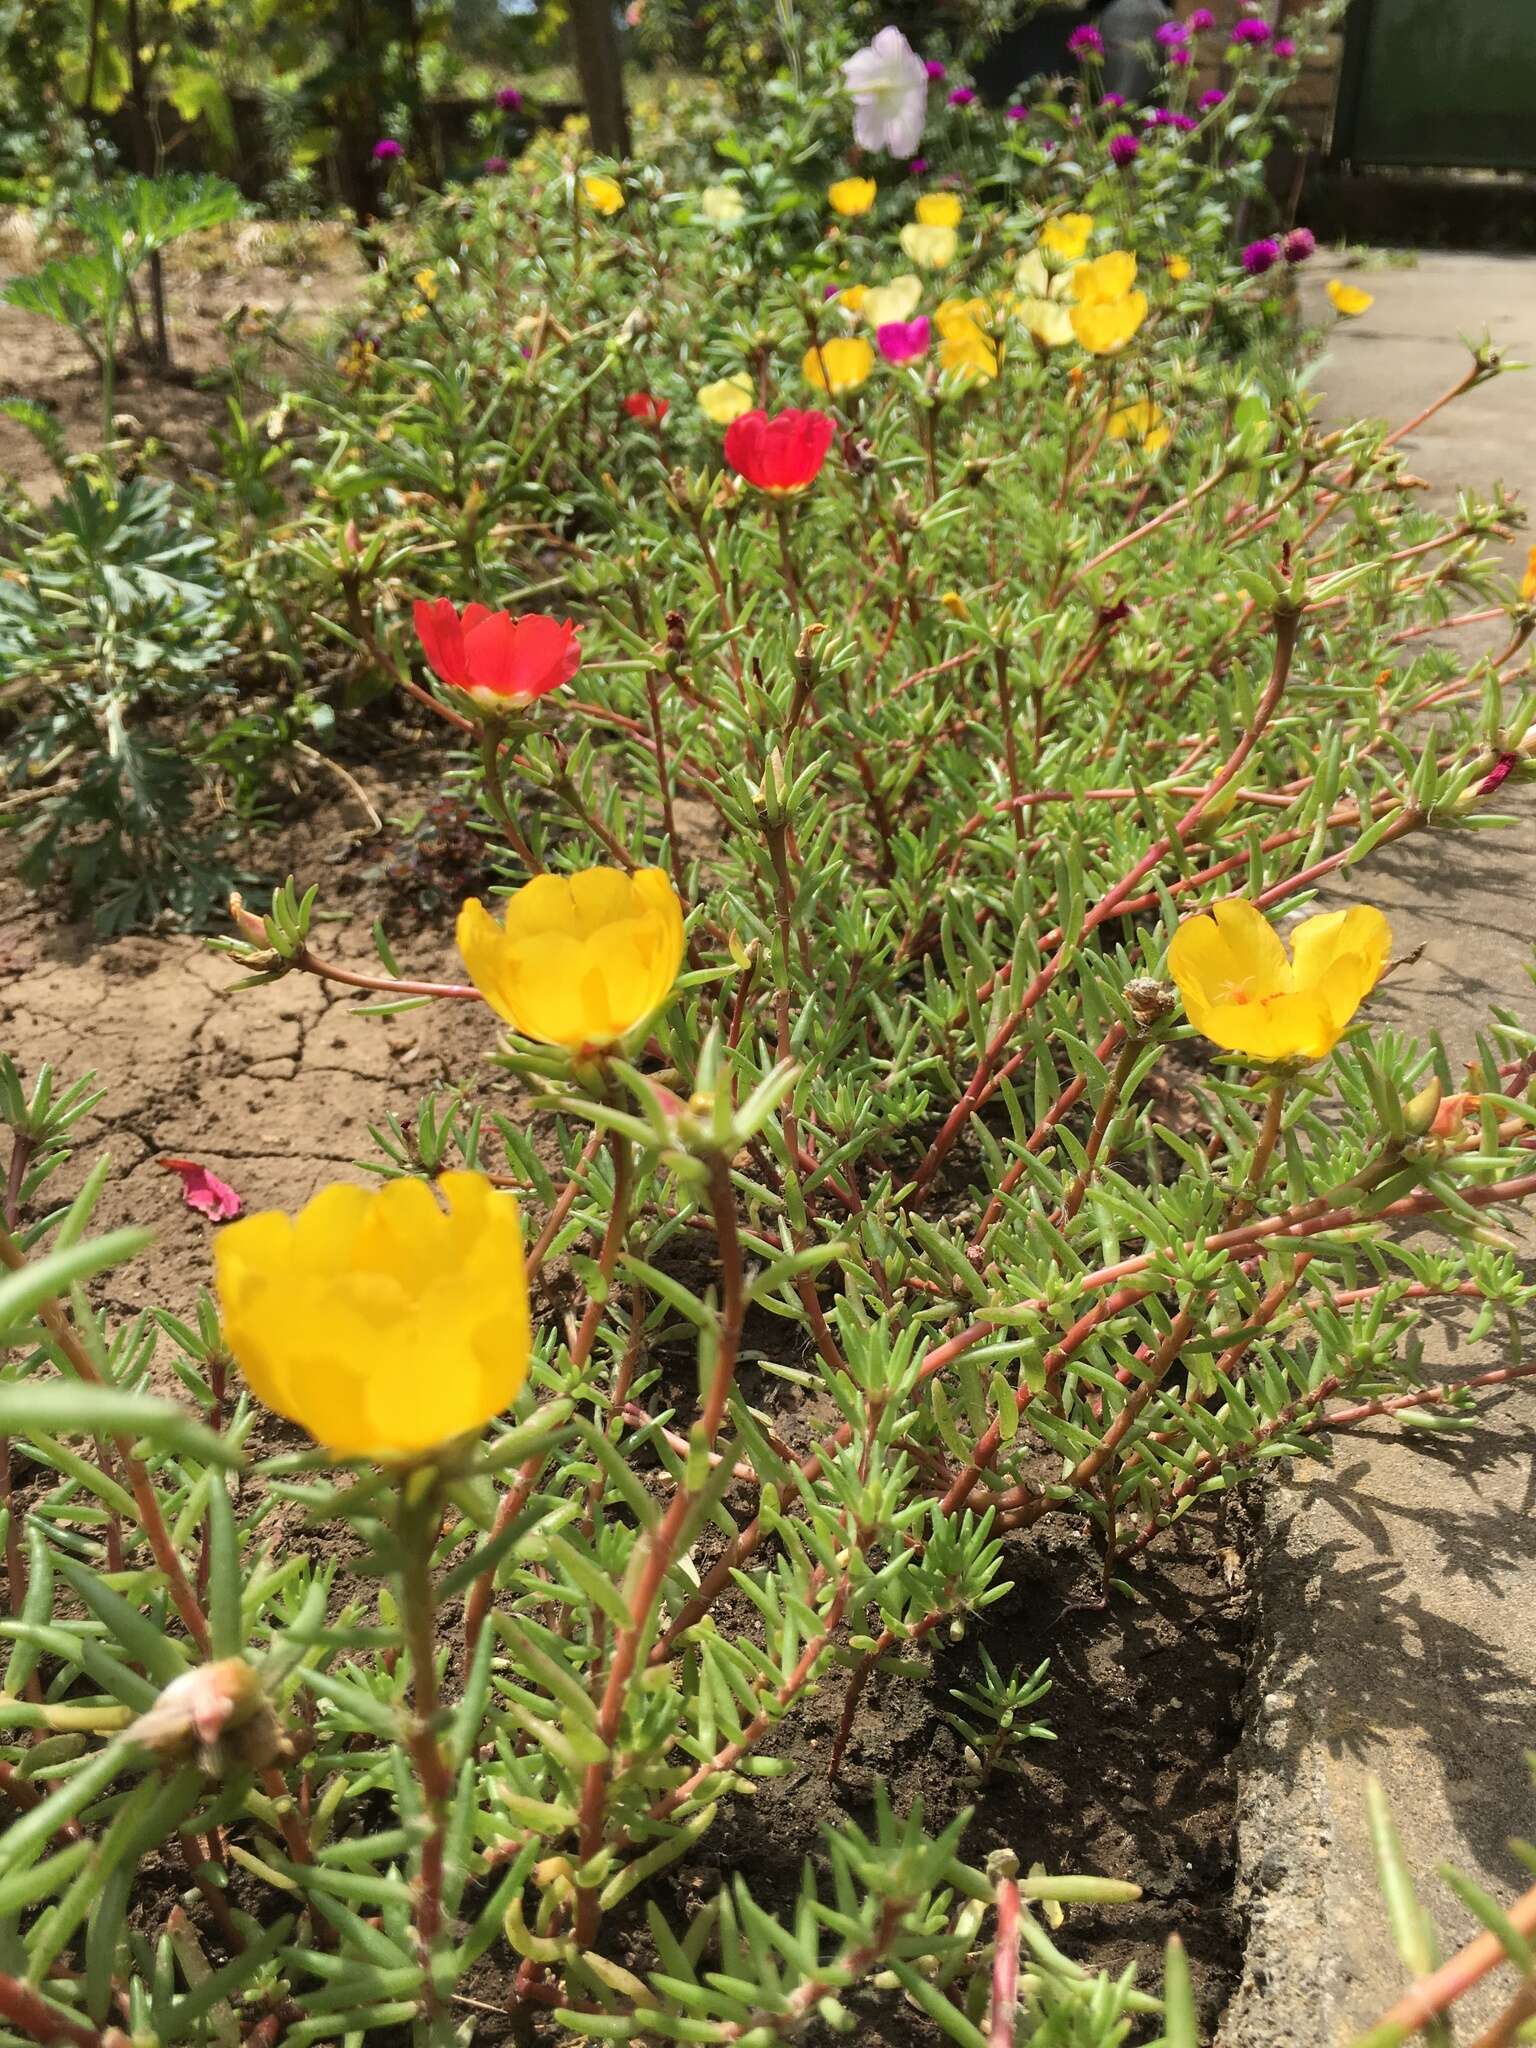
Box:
[1165,252,1192,281]
[582,174,625,216]
[1073,250,1137,306]
[1070,290,1148,354]
[915,192,962,229]
[1016,297,1074,348]
[698,371,755,425]
[1327,278,1373,317]
[862,275,923,328]
[828,176,877,218]
[1041,212,1094,260]
[1521,544,1536,604]
[899,222,957,270]
[802,335,875,393]
[1288,905,1391,1008]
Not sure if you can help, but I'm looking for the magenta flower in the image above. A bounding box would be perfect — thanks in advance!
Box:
[1067,24,1104,57]
[1232,17,1273,44]
[948,86,977,106]
[1006,104,1029,122]
[1101,90,1127,108]
[925,58,947,80]
[1168,46,1193,65]
[1241,237,1282,275]
[1282,226,1316,262]
[483,155,509,174]
[1198,88,1226,108]
[1109,131,1140,166]
[1155,20,1188,45]
[495,86,523,110]
[823,282,843,300]
[877,316,931,364]
[1274,35,1296,56]
[907,156,929,175]
[371,138,403,162]
[1188,7,1216,26]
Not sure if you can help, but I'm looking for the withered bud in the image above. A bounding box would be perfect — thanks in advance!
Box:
[1124,978,1177,1033]
[228,891,268,945]
[841,430,876,478]
[794,622,827,667]
[665,610,688,657]
[128,1657,285,1774]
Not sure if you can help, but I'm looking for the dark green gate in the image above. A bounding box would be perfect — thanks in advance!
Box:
[1331,0,1536,171]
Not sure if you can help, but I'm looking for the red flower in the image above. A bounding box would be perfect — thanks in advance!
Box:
[413,599,580,706]
[623,391,668,422]
[723,408,836,494]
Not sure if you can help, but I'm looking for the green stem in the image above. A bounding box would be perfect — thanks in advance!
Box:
[396,1479,453,2025]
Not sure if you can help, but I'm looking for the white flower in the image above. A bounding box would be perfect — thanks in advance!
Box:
[700,184,746,227]
[843,26,928,159]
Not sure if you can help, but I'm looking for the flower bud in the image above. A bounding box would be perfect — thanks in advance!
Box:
[1402,1077,1443,1137]
[1124,977,1177,1033]
[128,1658,284,1773]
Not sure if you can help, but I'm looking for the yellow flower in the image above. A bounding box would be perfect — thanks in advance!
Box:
[1012,248,1076,346]
[1521,544,1536,603]
[1165,252,1192,281]
[935,297,998,382]
[836,284,869,314]
[701,183,746,226]
[215,1173,531,1460]
[404,303,428,323]
[1041,212,1094,260]
[582,174,625,216]
[697,371,756,425]
[915,191,963,229]
[900,221,957,270]
[1105,397,1170,453]
[1167,899,1391,1063]
[1327,278,1373,318]
[457,867,685,1050]
[1071,290,1148,354]
[1072,250,1137,306]
[803,334,875,393]
[828,176,878,217]
[862,275,923,328]
[940,590,969,618]
[413,267,438,302]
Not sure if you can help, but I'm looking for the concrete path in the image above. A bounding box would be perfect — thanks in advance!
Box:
[1221,255,1536,2046]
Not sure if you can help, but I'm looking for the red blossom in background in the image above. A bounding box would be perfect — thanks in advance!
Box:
[160,1159,242,1221]
[413,599,581,706]
[622,392,669,422]
[723,408,837,494]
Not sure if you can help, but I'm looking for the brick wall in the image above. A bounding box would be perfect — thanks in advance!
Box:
[1174,0,1345,148]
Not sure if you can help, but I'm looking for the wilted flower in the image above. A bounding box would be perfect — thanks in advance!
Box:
[724,407,836,492]
[697,371,756,424]
[843,26,929,158]
[877,315,931,364]
[1108,131,1141,167]
[862,274,923,327]
[458,869,686,1051]
[1041,211,1094,260]
[701,183,746,225]
[1168,900,1391,1063]
[623,391,668,422]
[371,138,403,162]
[582,173,625,215]
[495,86,523,111]
[216,1174,532,1458]
[1231,16,1272,43]
[414,599,580,707]
[1241,238,1282,275]
[803,335,876,394]
[1327,277,1374,317]
[828,175,878,217]
[1283,227,1316,262]
[915,190,962,228]
[484,155,509,174]
[1067,24,1104,57]
[128,1659,283,1772]
[948,86,977,107]
[900,220,957,268]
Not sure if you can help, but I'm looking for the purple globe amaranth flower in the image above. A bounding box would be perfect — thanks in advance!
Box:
[1154,109,1198,130]
[1168,46,1193,66]
[823,282,843,300]
[1109,130,1141,166]
[907,156,929,175]
[1282,226,1317,262]
[948,86,977,106]
[1155,20,1189,45]
[1101,90,1128,108]
[1241,236,1282,275]
[1006,104,1029,122]
[925,58,947,80]
[1067,24,1105,57]
[495,86,523,110]
[876,315,931,364]
[371,138,403,162]
[1273,35,1296,56]
[483,155,509,174]
[1232,17,1273,44]
[1198,88,1226,108]
[1188,7,1216,26]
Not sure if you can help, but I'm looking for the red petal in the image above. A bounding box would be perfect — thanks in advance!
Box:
[461,609,520,695]
[507,615,581,697]
[159,1158,242,1222]
[413,598,468,688]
